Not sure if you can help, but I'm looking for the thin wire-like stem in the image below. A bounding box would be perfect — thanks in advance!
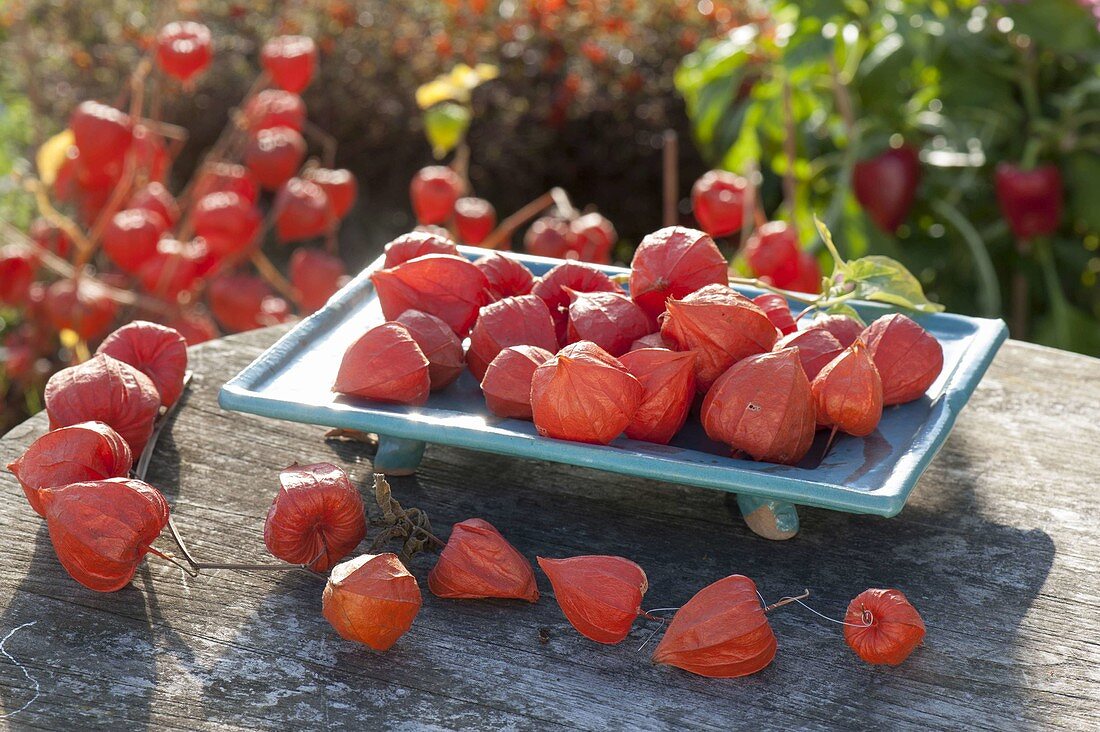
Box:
[637,623,664,652]
[764,588,810,613]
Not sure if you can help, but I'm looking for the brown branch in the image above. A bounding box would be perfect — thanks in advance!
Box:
[478,189,556,250]
[662,129,678,228]
[303,120,337,169]
[251,250,300,305]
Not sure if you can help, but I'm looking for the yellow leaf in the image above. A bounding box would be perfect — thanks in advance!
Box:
[415,62,500,110]
[416,78,469,110]
[37,129,75,186]
[59,328,80,350]
[473,63,499,82]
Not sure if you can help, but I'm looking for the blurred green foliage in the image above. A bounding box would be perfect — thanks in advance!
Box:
[675,0,1100,354]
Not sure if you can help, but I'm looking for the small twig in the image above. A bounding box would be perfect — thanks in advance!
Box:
[763,588,811,613]
[251,250,300,305]
[176,72,270,208]
[479,189,557,250]
[450,141,471,193]
[303,120,337,169]
[662,129,678,228]
[742,160,761,244]
[22,177,94,255]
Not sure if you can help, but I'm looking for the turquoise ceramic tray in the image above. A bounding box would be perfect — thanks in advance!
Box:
[220,246,1007,539]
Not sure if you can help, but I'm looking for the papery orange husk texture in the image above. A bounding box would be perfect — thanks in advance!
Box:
[660,284,778,392]
[395,309,465,390]
[372,253,490,337]
[382,230,459,268]
[774,328,845,381]
[862,313,944,405]
[701,347,816,465]
[537,555,648,644]
[752,293,797,335]
[480,345,554,419]
[652,574,777,678]
[45,354,161,456]
[428,518,539,602]
[322,553,422,651]
[629,226,728,320]
[811,341,883,436]
[844,588,926,665]
[333,322,430,405]
[467,295,559,381]
[629,332,667,351]
[474,252,535,300]
[264,462,367,572]
[531,261,623,340]
[809,314,864,348]
[565,289,652,357]
[40,477,170,592]
[619,348,696,444]
[96,320,189,407]
[8,421,133,517]
[530,341,643,444]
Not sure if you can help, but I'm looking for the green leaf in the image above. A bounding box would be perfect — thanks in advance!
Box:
[825,302,866,326]
[1064,151,1100,233]
[1034,302,1100,355]
[423,102,470,159]
[842,255,946,312]
[1003,0,1100,55]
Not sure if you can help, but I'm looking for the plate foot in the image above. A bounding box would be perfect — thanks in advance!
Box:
[737,495,799,540]
[373,435,426,476]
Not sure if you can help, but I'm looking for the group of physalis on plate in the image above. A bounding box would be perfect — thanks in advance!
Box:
[335,224,944,464]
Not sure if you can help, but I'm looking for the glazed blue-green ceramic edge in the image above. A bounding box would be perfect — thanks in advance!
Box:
[220,246,1008,518]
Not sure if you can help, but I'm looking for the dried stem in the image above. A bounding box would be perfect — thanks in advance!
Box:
[176,72,270,208]
[370,473,445,562]
[764,588,811,613]
[662,129,678,228]
[0,219,175,315]
[478,189,557,250]
[23,178,94,255]
[450,141,471,193]
[303,120,337,169]
[251,250,300,305]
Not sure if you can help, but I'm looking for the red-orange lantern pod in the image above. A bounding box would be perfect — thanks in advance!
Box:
[653,574,777,678]
[322,553,422,651]
[844,588,926,665]
[429,518,539,602]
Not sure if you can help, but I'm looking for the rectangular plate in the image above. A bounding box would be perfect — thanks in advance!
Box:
[220,246,1007,517]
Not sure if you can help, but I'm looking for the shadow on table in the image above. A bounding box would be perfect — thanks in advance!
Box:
[396,436,1056,729]
[0,523,194,728]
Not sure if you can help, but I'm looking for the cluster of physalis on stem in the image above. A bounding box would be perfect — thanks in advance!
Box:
[5,314,924,671]
[1,17,357,388]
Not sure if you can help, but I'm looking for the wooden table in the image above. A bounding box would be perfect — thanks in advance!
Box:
[1,327,1098,730]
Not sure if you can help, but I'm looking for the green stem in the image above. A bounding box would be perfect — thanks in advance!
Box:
[931,199,1002,317]
[1034,237,1068,315]
[1021,138,1042,170]
[820,124,862,250]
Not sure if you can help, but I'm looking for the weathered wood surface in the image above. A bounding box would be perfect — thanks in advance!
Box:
[1,328,1098,731]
